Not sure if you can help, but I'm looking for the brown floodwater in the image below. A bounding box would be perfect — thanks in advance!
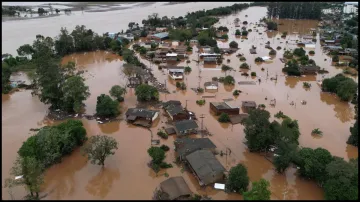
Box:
[2,5,358,200]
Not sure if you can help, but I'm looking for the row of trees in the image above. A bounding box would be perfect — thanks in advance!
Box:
[267,2,324,20]
[242,108,358,200]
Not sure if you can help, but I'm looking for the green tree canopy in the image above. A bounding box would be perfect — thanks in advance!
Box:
[135,84,159,102]
[81,135,118,166]
[147,146,165,165]
[226,164,249,193]
[109,85,126,102]
[96,94,120,118]
[243,178,271,200]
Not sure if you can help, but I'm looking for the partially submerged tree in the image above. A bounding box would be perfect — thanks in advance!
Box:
[226,164,249,194]
[109,85,127,102]
[82,135,118,166]
[229,41,238,49]
[96,94,120,118]
[135,84,159,102]
[243,178,271,200]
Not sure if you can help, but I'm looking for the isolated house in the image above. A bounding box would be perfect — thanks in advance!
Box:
[185,150,226,186]
[167,66,185,80]
[210,102,240,115]
[125,108,159,127]
[156,176,192,200]
[241,101,257,110]
[249,48,257,54]
[174,138,216,160]
[163,100,182,108]
[166,53,178,61]
[204,81,219,90]
[299,64,320,74]
[174,120,199,136]
[165,104,190,121]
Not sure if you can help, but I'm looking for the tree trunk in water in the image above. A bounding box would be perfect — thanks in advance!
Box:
[30,192,34,197]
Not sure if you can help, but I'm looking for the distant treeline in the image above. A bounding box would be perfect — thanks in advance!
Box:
[267,2,327,20]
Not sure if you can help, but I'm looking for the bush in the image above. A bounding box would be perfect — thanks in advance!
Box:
[196,99,206,105]
[251,72,256,77]
[274,111,289,119]
[235,29,241,35]
[303,82,311,88]
[241,30,248,36]
[243,21,248,25]
[218,77,225,82]
[283,50,293,59]
[184,66,192,73]
[160,145,170,151]
[240,63,249,69]
[186,46,193,52]
[148,146,165,164]
[248,29,252,32]
[293,48,306,57]
[255,57,264,62]
[309,50,315,55]
[221,34,229,40]
[276,46,281,50]
[197,87,204,93]
[240,56,246,61]
[332,55,339,62]
[223,75,235,85]
[312,128,323,136]
[269,49,276,55]
[218,113,230,123]
[157,131,168,139]
[159,162,173,168]
[233,90,240,96]
[229,41,238,48]
[212,77,218,81]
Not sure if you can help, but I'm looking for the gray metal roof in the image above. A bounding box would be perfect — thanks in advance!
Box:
[174,120,198,132]
[210,102,233,110]
[125,108,157,118]
[152,32,169,39]
[165,105,187,116]
[185,150,225,185]
[175,138,216,158]
[242,101,256,107]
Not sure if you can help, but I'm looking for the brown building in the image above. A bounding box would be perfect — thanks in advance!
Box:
[210,102,240,115]
[165,104,190,121]
[299,64,320,75]
[125,108,159,127]
[174,138,216,161]
[154,176,192,200]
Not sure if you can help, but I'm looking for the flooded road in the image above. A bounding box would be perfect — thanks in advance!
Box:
[2,4,357,200]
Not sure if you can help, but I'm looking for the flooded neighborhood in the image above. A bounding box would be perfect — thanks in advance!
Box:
[2,1,358,200]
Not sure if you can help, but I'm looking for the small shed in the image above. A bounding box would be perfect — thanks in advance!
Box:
[249,48,257,54]
[158,176,192,200]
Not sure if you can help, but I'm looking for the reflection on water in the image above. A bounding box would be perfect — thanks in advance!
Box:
[320,92,353,123]
[86,167,120,198]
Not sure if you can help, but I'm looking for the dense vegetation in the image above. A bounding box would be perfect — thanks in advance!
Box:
[321,74,358,101]
[18,120,87,168]
[243,179,271,200]
[226,164,249,194]
[135,84,159,101]
[96,94,120,118]
[347,120,358,147]
[267,2,323,20]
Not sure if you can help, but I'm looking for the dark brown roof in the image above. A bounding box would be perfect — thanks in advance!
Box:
[242,101,256,108]
[299,65,320,72]
[185,150,225,185]
[160,176,192,200]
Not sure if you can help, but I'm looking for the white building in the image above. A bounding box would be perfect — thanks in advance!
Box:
[344,3,358,14]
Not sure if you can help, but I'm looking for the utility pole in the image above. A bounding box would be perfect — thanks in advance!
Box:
[199,114,205,137]
[185,100,188,110]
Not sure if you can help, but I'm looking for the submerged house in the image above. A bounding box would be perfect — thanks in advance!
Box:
[165,104,190,121]
[242,101,257,110]
[125,108,159,127]
[185,150,226,186]
[203,57,217,64]
[174,138,216,161]
[204,81,219,90]
[167,66,185,80]
[210,102,240,115]
[166,53,178,61]
[155,176,192,200]
[174,120,199,136]
[299,64,320,74]
[163,100,182,107]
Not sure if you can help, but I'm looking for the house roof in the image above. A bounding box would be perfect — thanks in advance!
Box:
[125,108,158,118]
[229,114,249,124]
[210,102,238,110]
[204,57,217,61]
[152,32,169,39]
[165,105,187,116]
[166,53,178,57]
[175,138,216,158]
[204,81,219,87]
[174,120,198,132]
[163,100,182,107]
[299,65,320,71]
[242,101,256,108]
[160,176,192,200]
[167,66,185,70]
[185,150,226,185]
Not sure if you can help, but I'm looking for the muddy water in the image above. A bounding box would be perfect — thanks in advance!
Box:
[2,5,358,200]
